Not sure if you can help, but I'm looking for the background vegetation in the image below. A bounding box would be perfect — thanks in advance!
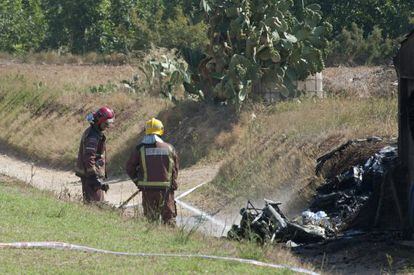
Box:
[1,0,410,106]
[0,0,208,55]
[1,0,412,65]
[311,0,414,65]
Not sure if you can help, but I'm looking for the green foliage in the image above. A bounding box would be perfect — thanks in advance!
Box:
[0,0,47,53]
[0,0,207,55]
[41,0,111,54]
[1,0,410,67]
[105,0,136,52]
[161,8,208,51]
[311,0,414,39]
[89,82,117,94]
[192,0,331,105]
[139,55,192,101]
[306,0,414,65]
[327,23,397,66]
[132,5,208,52]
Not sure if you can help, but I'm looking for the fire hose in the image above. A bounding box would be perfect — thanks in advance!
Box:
[0,242,319,275]
[117,190,140,209]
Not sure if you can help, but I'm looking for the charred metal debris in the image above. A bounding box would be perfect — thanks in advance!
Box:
[228,137,403,246]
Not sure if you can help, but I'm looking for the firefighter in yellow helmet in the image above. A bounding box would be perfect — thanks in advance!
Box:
[126,118,179,225]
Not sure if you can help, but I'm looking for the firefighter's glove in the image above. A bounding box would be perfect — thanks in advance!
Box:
[90,176,103,188]
[101,183,109,192]
[96,158,105,167]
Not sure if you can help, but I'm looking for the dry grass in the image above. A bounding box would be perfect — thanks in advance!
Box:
[187,96,397,215]
[0,63,137,91]
[324,65,398,98]
[316,140,390,179]
[0,63,399,214]
[0,60,229,174]
[183,65,399,214]
[0,63,168,171]
[0,61,404,273]
[0,51,130,65]
[158,102,240,167]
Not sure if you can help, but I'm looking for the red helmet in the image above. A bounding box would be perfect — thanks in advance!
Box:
[93,106,115,127]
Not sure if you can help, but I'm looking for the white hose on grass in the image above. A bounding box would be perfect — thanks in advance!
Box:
[0,242,319,275]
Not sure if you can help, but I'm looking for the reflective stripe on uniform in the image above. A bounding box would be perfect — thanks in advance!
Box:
[140,146,148,182]
[167,147,173,181]
[145,147,169,156]
[136,181,170,188]
[138,145,173,188]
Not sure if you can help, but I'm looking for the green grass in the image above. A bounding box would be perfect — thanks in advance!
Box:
[0,178,304,274]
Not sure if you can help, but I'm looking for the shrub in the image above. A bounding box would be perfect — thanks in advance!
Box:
[327,23,398,66]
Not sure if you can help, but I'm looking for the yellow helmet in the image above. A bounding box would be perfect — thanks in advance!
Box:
[145,118,164,136]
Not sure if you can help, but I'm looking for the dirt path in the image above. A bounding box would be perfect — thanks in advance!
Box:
[0,153,231,236]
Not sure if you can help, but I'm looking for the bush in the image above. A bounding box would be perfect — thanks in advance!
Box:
[132,7,208,53]
[327,23,398,66]
[0,0,47,53]
[159,8,208,51]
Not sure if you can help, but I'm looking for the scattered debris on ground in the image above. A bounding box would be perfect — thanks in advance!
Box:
[228,137,402,246]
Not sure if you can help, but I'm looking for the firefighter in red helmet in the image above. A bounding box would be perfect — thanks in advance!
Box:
[76,106,115,202]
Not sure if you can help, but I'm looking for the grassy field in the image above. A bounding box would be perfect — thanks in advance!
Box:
[0,176,312,274]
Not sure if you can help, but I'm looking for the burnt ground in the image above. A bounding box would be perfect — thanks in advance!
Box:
[294,233,414,274]
[293,138,414,274]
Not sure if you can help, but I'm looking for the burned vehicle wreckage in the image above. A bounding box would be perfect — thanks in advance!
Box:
[228,138,402,245]
[228,138,407,246]
[228,34,414,246]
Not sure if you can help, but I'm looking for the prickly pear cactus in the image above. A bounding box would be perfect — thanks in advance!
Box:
[197,0,332,105]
